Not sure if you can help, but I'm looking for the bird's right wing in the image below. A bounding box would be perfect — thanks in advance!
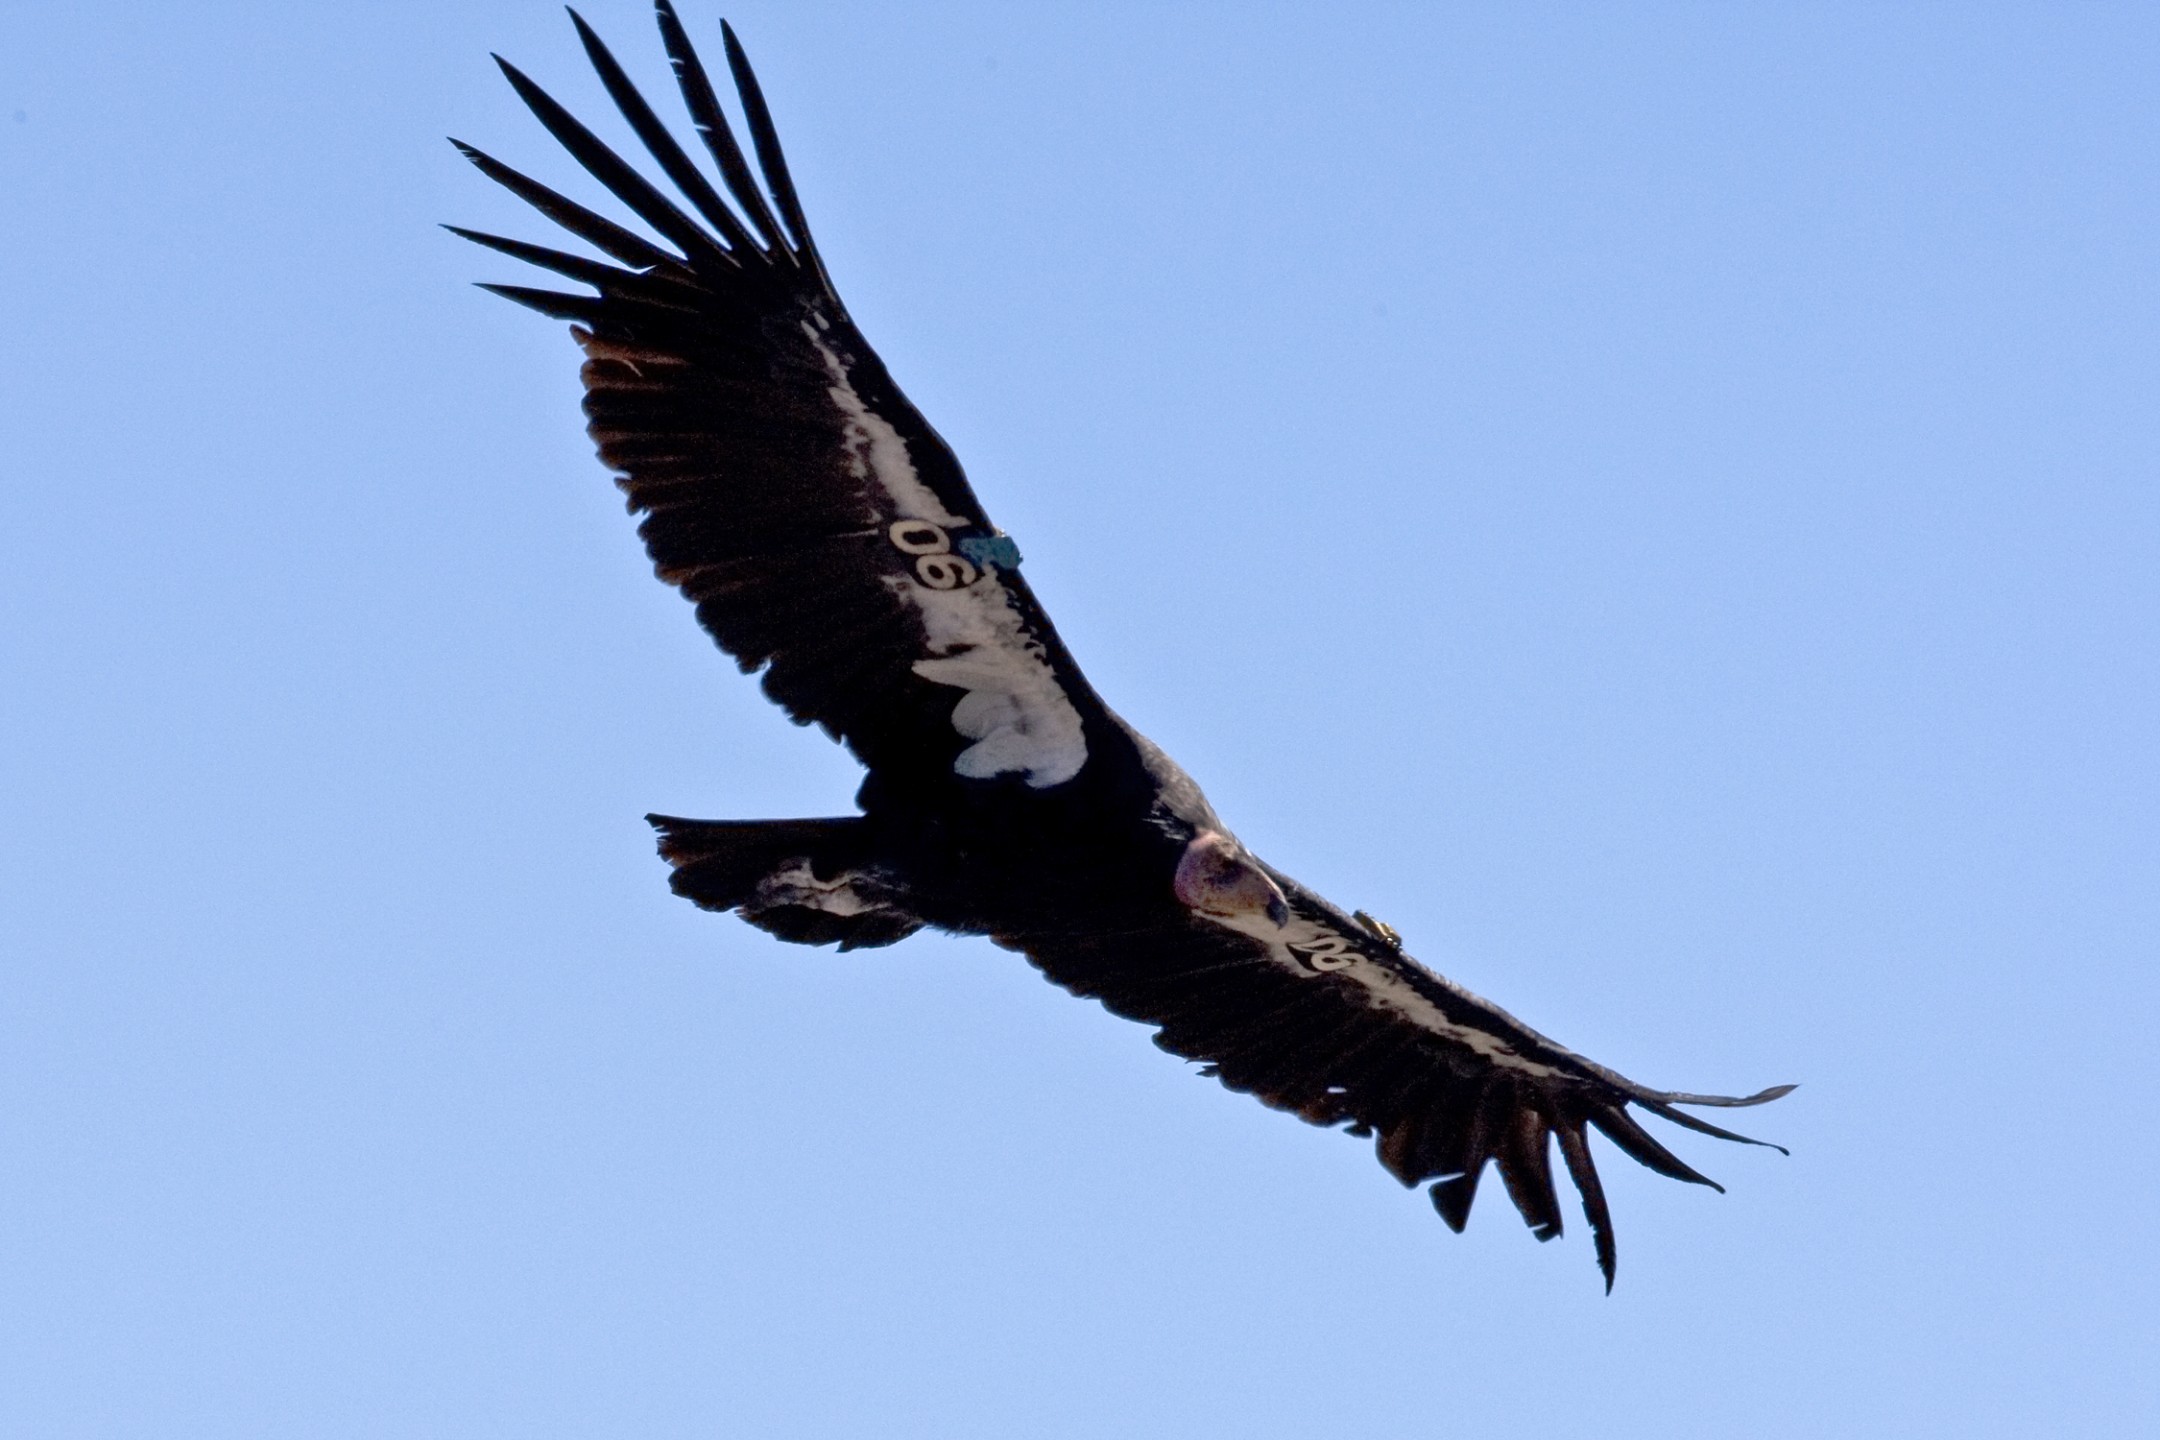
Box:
[452,6,1114,799]
[1001,877,1791,1290]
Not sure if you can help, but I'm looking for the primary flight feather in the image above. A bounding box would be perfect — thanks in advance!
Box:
[454,4,1791,1290]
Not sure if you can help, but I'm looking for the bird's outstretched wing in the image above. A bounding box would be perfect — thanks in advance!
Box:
[452,5,1108,797]
[1005,875,1791,1291]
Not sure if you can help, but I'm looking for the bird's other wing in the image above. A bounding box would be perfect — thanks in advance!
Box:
[1000,878,1792,1290]
[451,6,1107,797]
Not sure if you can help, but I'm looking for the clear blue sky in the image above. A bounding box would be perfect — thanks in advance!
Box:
[4,2,2156,1435]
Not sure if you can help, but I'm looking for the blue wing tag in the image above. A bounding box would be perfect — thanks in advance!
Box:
[957,534,1022,572]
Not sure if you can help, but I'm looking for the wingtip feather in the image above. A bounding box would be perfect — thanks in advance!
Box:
[1430,1167,1481,1232]
[475,281,605,321]
[1555,1121,1619,1291]
[1660,1082,1799,1109]
[714,16,831,292]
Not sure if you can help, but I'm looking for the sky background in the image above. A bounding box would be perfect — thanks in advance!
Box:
[4,2,2157,1435]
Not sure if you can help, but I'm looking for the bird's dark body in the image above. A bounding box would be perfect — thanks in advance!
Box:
[457,3,1792,1289]
[661,709,1210,946]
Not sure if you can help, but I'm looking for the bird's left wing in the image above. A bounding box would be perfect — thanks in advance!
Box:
[451,7,1111,799]
[1002,875,1791,1289]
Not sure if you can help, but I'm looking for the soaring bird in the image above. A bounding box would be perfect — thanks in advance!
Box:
[453,4,1791,1289]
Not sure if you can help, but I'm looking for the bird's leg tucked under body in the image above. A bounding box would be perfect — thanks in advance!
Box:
[647,814,924,951]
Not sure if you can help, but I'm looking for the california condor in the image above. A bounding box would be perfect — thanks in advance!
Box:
[452,4,1792,1289]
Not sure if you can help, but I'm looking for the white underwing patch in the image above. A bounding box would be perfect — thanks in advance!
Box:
[805,321,1088,788]
[812,325,964,528]
[1200,906,1564,1080]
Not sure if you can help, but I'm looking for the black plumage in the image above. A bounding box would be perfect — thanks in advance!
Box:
[455,5,1791,1290]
